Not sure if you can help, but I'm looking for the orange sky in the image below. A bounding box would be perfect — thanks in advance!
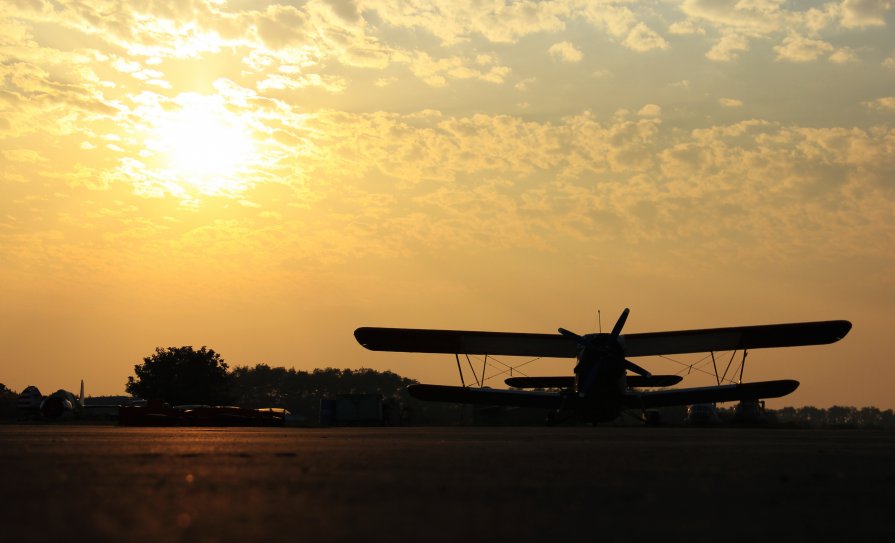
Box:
[1,1,893,408]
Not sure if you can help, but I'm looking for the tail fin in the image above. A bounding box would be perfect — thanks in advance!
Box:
[79,380,85,409]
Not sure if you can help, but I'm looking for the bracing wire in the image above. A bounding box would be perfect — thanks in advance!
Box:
[659,352,740,385]
[469,355,543,384]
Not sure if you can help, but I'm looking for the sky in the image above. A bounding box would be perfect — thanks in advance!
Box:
[1,0,893,409]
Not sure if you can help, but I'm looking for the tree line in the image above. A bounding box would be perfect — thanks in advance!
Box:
[773,406,895,429]
[2,345,895,427]
[124,346,457,423]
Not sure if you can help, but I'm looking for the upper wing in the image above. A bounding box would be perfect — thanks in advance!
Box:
[624,379,799,409]
[355,327,576,358]
[621,320,851,357]
[407,384,565,410]
[356,320,851,358]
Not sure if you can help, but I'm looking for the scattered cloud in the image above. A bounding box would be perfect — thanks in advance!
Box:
[719,98,743,107]
[403,51,511,86]
[637,104,662,117]
[514,77,536,91]
[623,22,668,52]
[839,0,893,28]
[829,47,858,63]
[706,34,749,61]
[549,41,583,63]
[668,20,705,35]
[863,97,895,111]
[774,34,834,62]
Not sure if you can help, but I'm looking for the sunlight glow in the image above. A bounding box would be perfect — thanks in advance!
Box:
[151,94,256,196]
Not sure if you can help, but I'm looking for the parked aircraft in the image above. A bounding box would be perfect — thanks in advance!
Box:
[17,381,119,420]
[354,309,851,423]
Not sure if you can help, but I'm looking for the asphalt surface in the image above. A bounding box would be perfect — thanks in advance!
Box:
[2,425,894,542]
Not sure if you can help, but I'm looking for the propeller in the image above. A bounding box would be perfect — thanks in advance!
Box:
[560,308,650,397]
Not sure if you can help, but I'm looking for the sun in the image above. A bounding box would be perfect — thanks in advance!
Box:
[151,94,256,196]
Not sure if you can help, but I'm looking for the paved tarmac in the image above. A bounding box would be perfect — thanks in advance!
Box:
[2,425,894,542]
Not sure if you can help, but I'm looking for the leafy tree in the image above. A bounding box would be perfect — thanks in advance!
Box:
[126,346,233,405]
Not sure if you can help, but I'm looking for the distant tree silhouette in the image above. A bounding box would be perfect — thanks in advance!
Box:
[126,346,233,405]
[775,405,895,429]
[0,383,18,419]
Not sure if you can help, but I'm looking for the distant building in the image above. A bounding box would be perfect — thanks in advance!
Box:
[319,394,399,426]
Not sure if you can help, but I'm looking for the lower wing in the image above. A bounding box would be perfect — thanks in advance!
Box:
[624,379,799,409]
[505,375,683,389]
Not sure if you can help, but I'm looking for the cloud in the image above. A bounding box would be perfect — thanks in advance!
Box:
[548,41,583,63]
[829,47,858,63]
[678,0,889,60]
[719,98,743,107]
[706,34,750,61]
[668,20,705,35]
[680,0,784,35]
[402,51,511,86]
[368,0,569,45]
[300,111,894,260]
[257,73,347,93]
[637,104,662,117]
[862,97,895,111]
[774,34,834,62]
[515,77,536,91]
[318,0,363,23]
[578,3,638,37]
[2,0,894,269]
[253,4,312,50]
[623,22,669,52]
[839,0,893,28]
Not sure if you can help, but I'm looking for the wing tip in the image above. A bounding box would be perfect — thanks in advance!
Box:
[354,327,380,350]
[834,320,852,341]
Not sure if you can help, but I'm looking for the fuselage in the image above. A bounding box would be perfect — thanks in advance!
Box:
[572,333,628,422]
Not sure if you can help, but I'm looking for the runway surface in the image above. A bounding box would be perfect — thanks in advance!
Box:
[2,425,893,542]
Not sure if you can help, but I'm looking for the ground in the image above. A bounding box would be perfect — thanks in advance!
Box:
[2,425,893,542]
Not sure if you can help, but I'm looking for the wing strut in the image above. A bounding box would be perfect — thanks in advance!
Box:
[720,350,737,383]
[465,354,479,387]
[710,352,720,386]
[454,354,466,388]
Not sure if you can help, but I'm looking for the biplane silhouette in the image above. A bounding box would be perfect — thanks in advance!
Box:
[355,309,851,423]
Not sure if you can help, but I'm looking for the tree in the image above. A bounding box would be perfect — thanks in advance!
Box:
[126,346,233,405]
[0,383,18,420]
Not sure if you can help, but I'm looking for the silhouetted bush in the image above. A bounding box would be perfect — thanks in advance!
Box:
[126,346,233,405]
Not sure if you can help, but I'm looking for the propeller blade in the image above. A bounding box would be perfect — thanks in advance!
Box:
[624,359,651,377]
[609,308,630,342]
[559,327,597,351]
